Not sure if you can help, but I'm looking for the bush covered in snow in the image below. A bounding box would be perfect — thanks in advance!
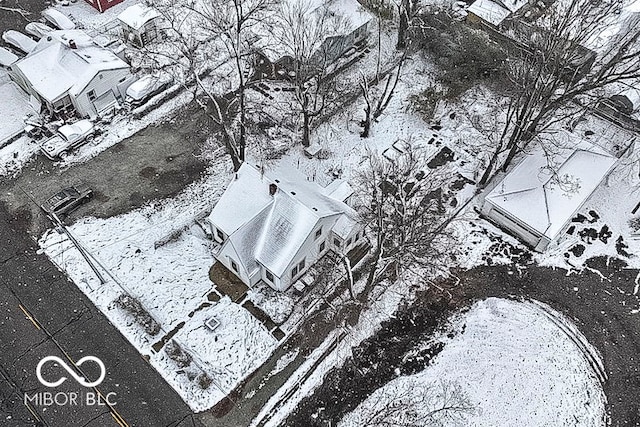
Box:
[113,294,161,336]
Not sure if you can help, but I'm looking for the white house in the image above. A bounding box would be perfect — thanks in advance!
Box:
[481,144,617,252]
[9,30,135,118]
[207,164,363,292]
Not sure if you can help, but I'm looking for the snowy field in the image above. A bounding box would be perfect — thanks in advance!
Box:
[340,298,607,427]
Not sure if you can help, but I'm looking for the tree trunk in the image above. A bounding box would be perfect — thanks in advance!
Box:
[478,148,501,186]
[396,0,410,50]
[302,111,311,147]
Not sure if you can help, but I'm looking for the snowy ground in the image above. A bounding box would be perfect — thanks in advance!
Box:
[251,279,408,427]
[340,297,607,427]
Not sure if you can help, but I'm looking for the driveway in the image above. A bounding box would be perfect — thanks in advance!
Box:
[0,103,211,237]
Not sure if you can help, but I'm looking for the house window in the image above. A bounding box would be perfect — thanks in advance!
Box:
[298,258,305,271]
[265,270,274,283]
[231,260,238,272]
[346,238,352,247]
[216,228,224,241]
[319,241,325,253]
[315,227,322,239]
[334,238,341,248]
[291,266,298,278]
[88,90,96,101]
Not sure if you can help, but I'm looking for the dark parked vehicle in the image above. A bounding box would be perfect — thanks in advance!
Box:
[41,184,93,217]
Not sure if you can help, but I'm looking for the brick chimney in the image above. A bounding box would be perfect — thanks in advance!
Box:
[269,183,277,196]
[69,39,77,49]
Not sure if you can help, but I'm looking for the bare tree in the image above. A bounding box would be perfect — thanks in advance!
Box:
[353,144,457,304]
[145,0,275,170]
[359,59,404,137]
[479,0,640,181]
[276,0,347,147]
[357,380,474,427]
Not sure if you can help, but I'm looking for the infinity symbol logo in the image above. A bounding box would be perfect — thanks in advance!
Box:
[36,356,106,388]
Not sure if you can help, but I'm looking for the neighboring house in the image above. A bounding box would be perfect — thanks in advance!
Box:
[481,144,617,252]
[84,0,126,13]
[9,30,135,118]
[467,0,531,28]
[254,0,373,79]
[207,164,363,292]
[118,4,166,48]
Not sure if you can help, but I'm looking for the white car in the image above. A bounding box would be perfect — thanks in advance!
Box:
[39,120,96,160]
[0,47,19,67]
[125,74,173,107]
[2,30,36,54]
[42,8,75,30]
[25,22,54,39]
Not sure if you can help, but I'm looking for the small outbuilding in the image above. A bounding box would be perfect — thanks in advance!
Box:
[481,144,617,252]
[117,4,165,48]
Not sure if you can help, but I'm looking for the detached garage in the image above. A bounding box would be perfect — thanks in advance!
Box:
[481,145,617,252]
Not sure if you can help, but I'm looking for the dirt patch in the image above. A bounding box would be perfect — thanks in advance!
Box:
[284,291,459,426]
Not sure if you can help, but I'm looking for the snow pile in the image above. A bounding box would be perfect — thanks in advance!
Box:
[340,298,607,427]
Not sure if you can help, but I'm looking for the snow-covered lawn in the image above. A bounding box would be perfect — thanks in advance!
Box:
[340,297,607,427]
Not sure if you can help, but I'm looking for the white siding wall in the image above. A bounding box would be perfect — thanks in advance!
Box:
[216,241,251,285]
[73,68,131,118]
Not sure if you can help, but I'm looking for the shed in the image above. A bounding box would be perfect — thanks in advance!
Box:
[481,144,617,251]
[118,4,165,48]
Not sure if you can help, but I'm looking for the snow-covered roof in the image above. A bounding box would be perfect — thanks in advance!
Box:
[117,4,160,31]
[468,0,513,26]
[325,179,354,202]
[208,163,359,277]
[13,30,129,102]
[485,144,617,241]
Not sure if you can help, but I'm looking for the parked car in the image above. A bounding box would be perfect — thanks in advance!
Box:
[42,8,75,30]
[39,119,96,160]
[41,183,93,217]
[25,22,54,39]
[125,74,173,107]
[0,47,19,67]
[2,30,36,54]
